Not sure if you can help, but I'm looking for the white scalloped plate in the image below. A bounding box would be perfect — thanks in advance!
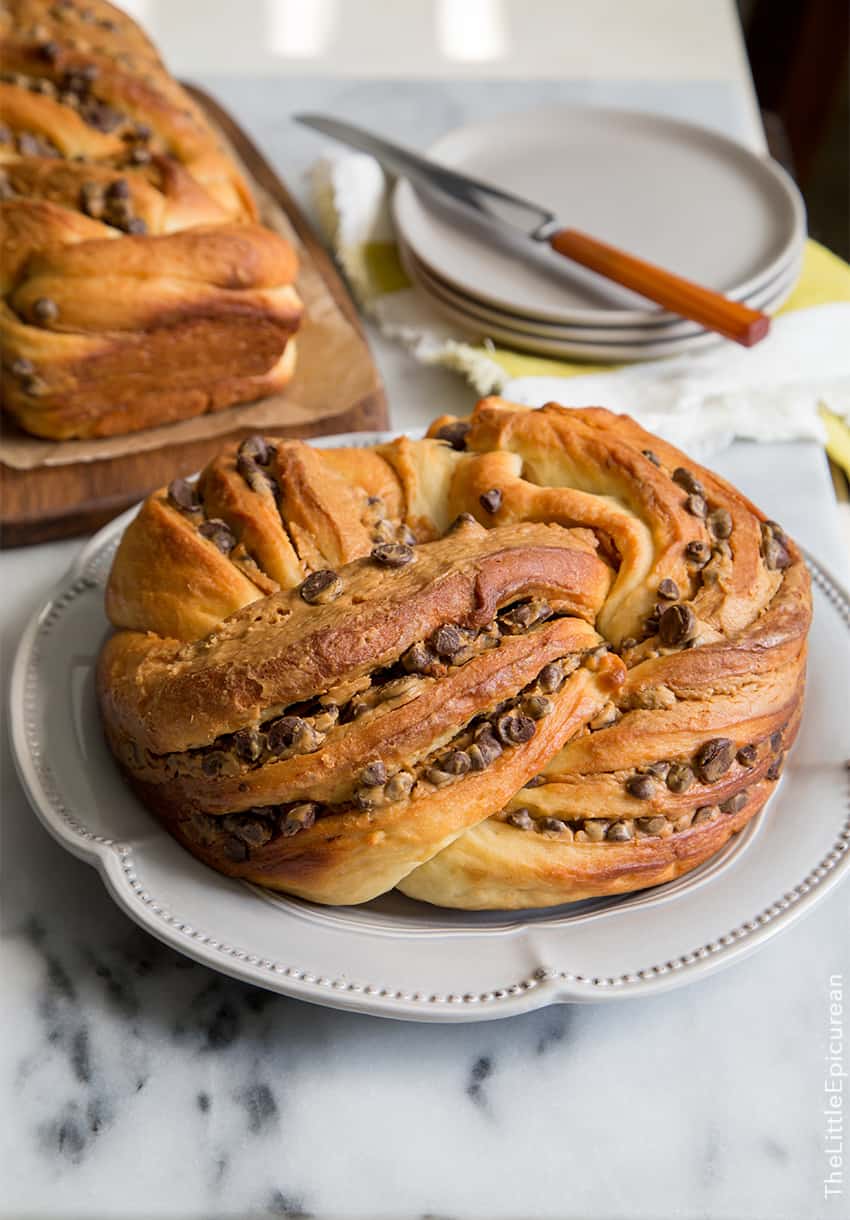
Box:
[9,432,850,1022]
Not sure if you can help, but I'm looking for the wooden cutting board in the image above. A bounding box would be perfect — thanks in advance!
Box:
[0,85,387,548]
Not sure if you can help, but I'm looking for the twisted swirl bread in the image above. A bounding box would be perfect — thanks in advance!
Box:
[0,0,301,438]
[97,398,811,908]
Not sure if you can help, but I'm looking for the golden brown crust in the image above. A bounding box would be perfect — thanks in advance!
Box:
[97,399,812,907]
[0,0,302,438]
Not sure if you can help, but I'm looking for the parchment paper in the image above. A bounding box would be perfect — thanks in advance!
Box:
[0,137,381,471]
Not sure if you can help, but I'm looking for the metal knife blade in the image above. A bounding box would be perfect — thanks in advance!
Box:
[295,112,558,240]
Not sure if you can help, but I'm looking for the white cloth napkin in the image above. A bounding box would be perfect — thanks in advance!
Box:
[503,306,850,456]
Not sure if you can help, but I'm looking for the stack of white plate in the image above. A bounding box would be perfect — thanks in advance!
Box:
[392,106,806,362]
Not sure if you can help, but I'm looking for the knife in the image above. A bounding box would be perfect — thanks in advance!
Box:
[296,113,770,347]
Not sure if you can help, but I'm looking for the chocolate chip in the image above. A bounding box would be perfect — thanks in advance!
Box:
[659,602,696,646]
[223,835,249,862]
[636,816,667,835]
[470,725,503,765]
[762,530,791,571]
[433,624,464,657]
[767,753,785,781]
[238,434,272,466]
[666,763,694,793]
[673,467,705,497]
[281,803,318,836]
[354,786,378,809]
[442,750,471,776]
[106,197,134,225]
[126,217,147,234]
[402,642,436,673]
[106,177,130,201]
[361,760,387,787]
[10,357,34,378]
[707,508,732,539]
[435,420,470,450]
[39,40,61,61]
[371,542,415,568]
[167,477,199,512]
[524,695,553,720]
[525,775,546,788]
[537,817,568,834]
[385,772,414,802]
[128,146,151,164]
[642,449,661,466]
[265,716,306,754]
[198,518,235,553]
[201,752,226,776]
[538,663,564,693]
[645,761,671,780]
[17,133,44,157]
[507,808,534,830]
[479,488,503,514]
[424,766,452,787]
[685,493,707,519]
[233,728,263,762]
[495,713,536,745]
[657,578,679,600]
[236,452,276,497]
[693,806,719,825]
[736,744,757,767]
[225,815,273,847]
[625,774,655,800]
[449,512,477,530]
[83,101,123,132]
[607,821,634,842]
[685,539,711,567]
[467,745,488,771]
[299,569,342,605]
[694,737,734,783]
[33,297,59,324]
[500,601,551,632]
[720,792,747,814]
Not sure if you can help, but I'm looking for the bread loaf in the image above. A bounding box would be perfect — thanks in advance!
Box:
[97,399,811,908]
[0,0,302,438]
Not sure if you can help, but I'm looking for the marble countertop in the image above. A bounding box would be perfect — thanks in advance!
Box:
[2,71,849,1220]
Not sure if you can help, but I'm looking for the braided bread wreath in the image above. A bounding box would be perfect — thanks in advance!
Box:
[97,397,812,910]
[0,0,301,439]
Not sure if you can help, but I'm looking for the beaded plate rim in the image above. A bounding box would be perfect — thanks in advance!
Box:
[9,440,850,1022]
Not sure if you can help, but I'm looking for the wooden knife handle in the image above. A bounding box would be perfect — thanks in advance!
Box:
[548,228,770,347]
